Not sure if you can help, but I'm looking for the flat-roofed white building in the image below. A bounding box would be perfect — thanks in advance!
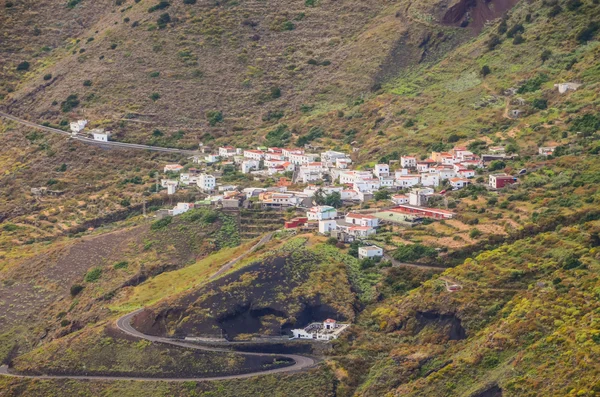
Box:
[358,245,383,259]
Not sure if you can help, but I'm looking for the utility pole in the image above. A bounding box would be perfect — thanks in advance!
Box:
[142,198,147,217]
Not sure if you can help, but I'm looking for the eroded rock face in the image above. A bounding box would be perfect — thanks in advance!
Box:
[442,0,521,33]
[414,311,467,341]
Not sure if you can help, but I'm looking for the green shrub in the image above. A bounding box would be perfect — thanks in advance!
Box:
[512,34,525,45]
[265,124,291,147]
[206,110,223,126]
[67,0,82,8]
[480,65,491,77]
[43,73,52,80]
[16,61,30,71]
[566,0,583,11]
[61,94,80,112]
[3,223,18,232]
[83,80,92,86]
[113,261,129,270]
[149,92,161,101]
[148,1,169,12]
[577,22,599,44]
[151,216,172,230]
[517,73,548,94]
[70,284,84,296]
[540,49,552,63]
[296,126,323,146]
[548,4,562,17]
[157,12,171,28]
[84,267,102,283]
[469,228,482,239]
[569,113,600,135]
[393,244,438,262]
[270,86,281,99]
[183,0,197,3]
[532,98,548,110]
[506,23,524,38]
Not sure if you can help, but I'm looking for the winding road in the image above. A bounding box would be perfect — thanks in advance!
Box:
[0,111,199,155]
[0,233,318,382]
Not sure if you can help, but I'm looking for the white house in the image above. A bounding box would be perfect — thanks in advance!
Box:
[164,164,184,173]
[205,154,220,163]
[456,168,476,178]
[166,181,178,195]
[91,128,110,142]
[409,187,435,206]
[70,119,88,134]
[345,213,379,228]
[307,206,337,221]
[449,177,471,190]
[358,245,383,260]
[319,219,337,234]
[373,164,390,177]
[539,146,557,156]
[420,172,440,187]
[243,150,265,160]
[170,202,194,216]
[379,176,395,188]
[289,153,319,165]
[395,175,421,188]
[554,82,581,94]
[401,156,417,168]
[242,160,260,174]
[282,148,304,159]
[436,168,457,180]
[348,226,376,238]
[395,169,408,178]
[197,174,216,192]
[391,194,409,205]
[291,319,349,341]
[218,146,237,157]
[335,158,352,169]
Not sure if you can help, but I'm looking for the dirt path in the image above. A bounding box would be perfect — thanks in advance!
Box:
[0,232,318,383]
[209,232,273,280]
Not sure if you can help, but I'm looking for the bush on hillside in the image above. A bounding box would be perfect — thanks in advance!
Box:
[16,61,30,71]
[206,110,223,126]
[517,73,548,94]
[392,243,437,262]
[148,1,169,12]
[61,94,80,112]
[480,65,491,77]
[151,216,172,230]
[84,268,102,283]
[157,12,171,28]
[70,284,84,296]
[569,113,600,135]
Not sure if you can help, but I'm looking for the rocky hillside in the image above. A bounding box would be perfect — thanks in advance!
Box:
[0,0,519,146]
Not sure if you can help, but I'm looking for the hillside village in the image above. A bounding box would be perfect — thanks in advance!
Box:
[145,140,554,254]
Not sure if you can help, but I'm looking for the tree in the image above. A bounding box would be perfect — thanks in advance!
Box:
[374,189,391,201]
[540,49,552,63]
[157,12,171,28]
[16,61,30,71]
[314,188,326,205]
[206,110,223,126]
[324,191,342,208]
[480,65,491,77]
